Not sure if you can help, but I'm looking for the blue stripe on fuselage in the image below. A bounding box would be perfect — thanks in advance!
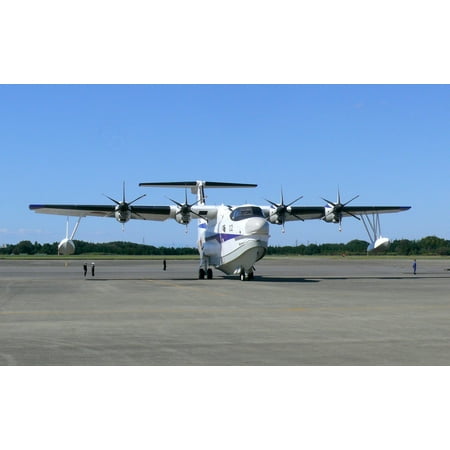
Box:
[205,233,240,243]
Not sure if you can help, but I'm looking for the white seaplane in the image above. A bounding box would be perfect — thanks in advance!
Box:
[29,181,410,281]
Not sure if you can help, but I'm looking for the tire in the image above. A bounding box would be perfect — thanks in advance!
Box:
[207,268,213,279]
[199,268,205,279]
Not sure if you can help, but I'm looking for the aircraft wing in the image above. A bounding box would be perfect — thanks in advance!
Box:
[29,204,172,221]
[337,206,411,216]
[284,205,411,221]
[285,206,325,221]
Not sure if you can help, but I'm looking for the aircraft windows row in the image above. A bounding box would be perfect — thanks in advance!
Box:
[230,206,264,221]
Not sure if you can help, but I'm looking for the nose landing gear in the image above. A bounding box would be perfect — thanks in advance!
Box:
[239,268,254,281]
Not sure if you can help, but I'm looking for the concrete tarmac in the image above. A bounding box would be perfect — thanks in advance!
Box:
[1,257,449,365]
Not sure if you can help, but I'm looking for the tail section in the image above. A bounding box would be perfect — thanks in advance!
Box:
[139,181,257,205]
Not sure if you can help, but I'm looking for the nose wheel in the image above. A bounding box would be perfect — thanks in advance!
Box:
[239,269,254,281]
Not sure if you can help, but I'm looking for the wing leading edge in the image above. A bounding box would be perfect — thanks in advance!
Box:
[283,205,411,222]
[29,204,411,222]
[29,204,172,221]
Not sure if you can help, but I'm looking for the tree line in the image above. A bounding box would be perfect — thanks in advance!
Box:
[268,236,449,256]
[1,236,449,256]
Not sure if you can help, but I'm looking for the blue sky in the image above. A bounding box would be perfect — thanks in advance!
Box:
[1,84,449,247]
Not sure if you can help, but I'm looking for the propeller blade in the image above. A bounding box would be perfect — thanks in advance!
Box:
[266,189,303,229]
[128,194,147,205]
[167,197,183,208]
[343,195,359,207]
[167,192,206,222]
[104,183,147,226]
[291,213,305,222]
[286,195,303,207]
[265,198,279,208]
[345,211,361,221]
[322,189,361,230]
[190,210,206,220]
[321,197,336,207]
[104,194,120,205]
[130,209,147,221]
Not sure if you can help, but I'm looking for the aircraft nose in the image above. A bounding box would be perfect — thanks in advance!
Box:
[245,217,269,235]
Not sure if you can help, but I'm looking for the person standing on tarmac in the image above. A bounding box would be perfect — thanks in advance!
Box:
[83,263,87,277]
[91,262,95,277]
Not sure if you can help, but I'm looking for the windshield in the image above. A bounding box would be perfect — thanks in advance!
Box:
[230,206,264,221]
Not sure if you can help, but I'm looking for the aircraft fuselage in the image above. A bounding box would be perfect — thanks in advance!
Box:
[198,204,269,277]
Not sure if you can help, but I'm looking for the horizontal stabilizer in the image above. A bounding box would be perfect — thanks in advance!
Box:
[139,181,257,201]
[139,181,257,189]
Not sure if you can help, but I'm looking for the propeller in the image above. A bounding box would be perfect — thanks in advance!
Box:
[321,188,360,231]
[265,188,303,233]
[168,188,205,228]
[104,182,147,229]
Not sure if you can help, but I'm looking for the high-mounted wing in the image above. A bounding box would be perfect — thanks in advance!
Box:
[29,180,247,226]
[29,182,175,223]
[286,205,411,222]
[261,205,326,224]
[29,203,220,223]
[262,204,411,225]
[285,206,327,221]
[29,204,172,221]
[334,206,411,216]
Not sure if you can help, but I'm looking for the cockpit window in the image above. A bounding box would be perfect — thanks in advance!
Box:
[230,206,264,221]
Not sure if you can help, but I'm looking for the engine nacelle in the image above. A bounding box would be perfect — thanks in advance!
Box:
[367,237,390,254]
[58,238,76,255]
[115,205,131,223]
[175,212,191,225]
[268,212,282,225]
[323,212,339,223]
[322,206,337,223]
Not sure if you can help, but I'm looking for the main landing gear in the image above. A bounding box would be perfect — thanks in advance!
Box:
[199,268,213,279]
[198,267,255,281]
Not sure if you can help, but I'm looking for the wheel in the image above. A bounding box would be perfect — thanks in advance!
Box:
[207,268,213,279]
[199,268,205,279]
[247,271,254,280]
[240,270,246,281]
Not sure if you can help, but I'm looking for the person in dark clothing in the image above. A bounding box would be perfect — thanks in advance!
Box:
[91,262,95,277]
[163,259,167,271]
[83,263,87,277]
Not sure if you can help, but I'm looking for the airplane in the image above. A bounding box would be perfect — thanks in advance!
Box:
[29,181,411,281]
